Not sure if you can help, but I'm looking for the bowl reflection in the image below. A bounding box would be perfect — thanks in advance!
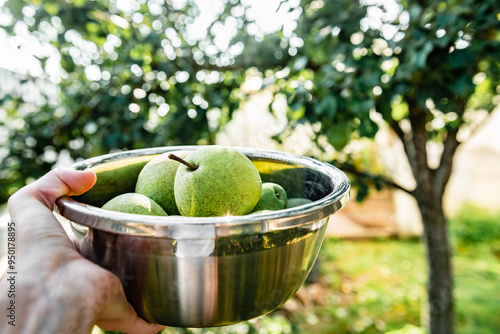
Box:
[56,146,350,327]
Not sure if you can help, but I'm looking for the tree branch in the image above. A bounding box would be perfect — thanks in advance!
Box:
[378,176,416,196]
[433,96,468,198]
[406,96,433,199]
[434,127,460,198]
[337,162,416,197]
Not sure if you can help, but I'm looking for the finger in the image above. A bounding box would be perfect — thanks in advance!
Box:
[11,168,96,210]
[97,303,165,334]
[8,168,96,242]
[8,168,96,217]
[90,269,165,334]
[67,229,79,248]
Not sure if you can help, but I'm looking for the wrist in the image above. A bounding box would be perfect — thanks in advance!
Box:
[1,267,97,334]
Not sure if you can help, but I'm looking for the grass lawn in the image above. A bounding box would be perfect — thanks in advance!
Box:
[293,238,500,334]
[96,205,500,334]
[296,238,427,334]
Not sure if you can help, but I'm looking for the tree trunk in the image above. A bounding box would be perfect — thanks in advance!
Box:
[399,97,459,334]
[417,198,454,334]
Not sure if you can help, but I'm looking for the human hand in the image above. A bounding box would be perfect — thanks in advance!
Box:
[0,168,165,334]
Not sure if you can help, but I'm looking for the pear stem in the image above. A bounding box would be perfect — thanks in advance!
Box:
[168,153,198,171]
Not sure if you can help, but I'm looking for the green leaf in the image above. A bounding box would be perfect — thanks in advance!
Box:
[391,97,409,121]
[413,41,434,69]
[449,75,475,96]
[358,117,379,138]
[43,2,59,16]
[351,98,373,118]
[326,121,352,150]
[314,95,337,118]
[376,90,394,120]
[437,12,458,28]
[449,49,475,69]
[289,103,306,120]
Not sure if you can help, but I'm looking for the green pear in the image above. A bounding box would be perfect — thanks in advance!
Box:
[286,197,313,208]
[101,193,168,216]
[73,155,153,207]
[135,151,189,215]
[251,182,288,212]
[171,146,262,217]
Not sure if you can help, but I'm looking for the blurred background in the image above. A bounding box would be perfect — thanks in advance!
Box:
[0,0,499,333]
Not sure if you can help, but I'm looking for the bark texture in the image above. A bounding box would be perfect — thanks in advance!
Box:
[418,199,454,334]
[387,97,465,334]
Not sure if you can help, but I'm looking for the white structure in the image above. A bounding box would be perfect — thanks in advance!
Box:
[445,108,500,213]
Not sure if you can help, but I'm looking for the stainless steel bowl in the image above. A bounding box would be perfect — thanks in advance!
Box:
[56,146,350,328]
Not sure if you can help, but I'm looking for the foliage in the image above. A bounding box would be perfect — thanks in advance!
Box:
[2,0,498,204]
[239,0,500,202]
[0,0,243,203]
[450,204,500,245]
[1,0,499,201]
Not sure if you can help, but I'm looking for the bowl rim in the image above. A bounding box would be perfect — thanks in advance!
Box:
[56,145,350,237]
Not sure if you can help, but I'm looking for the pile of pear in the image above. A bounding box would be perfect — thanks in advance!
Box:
[101,146,312,217]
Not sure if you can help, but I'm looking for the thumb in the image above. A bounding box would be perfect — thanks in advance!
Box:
[10,168,96,210]
[8,168,96,240]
